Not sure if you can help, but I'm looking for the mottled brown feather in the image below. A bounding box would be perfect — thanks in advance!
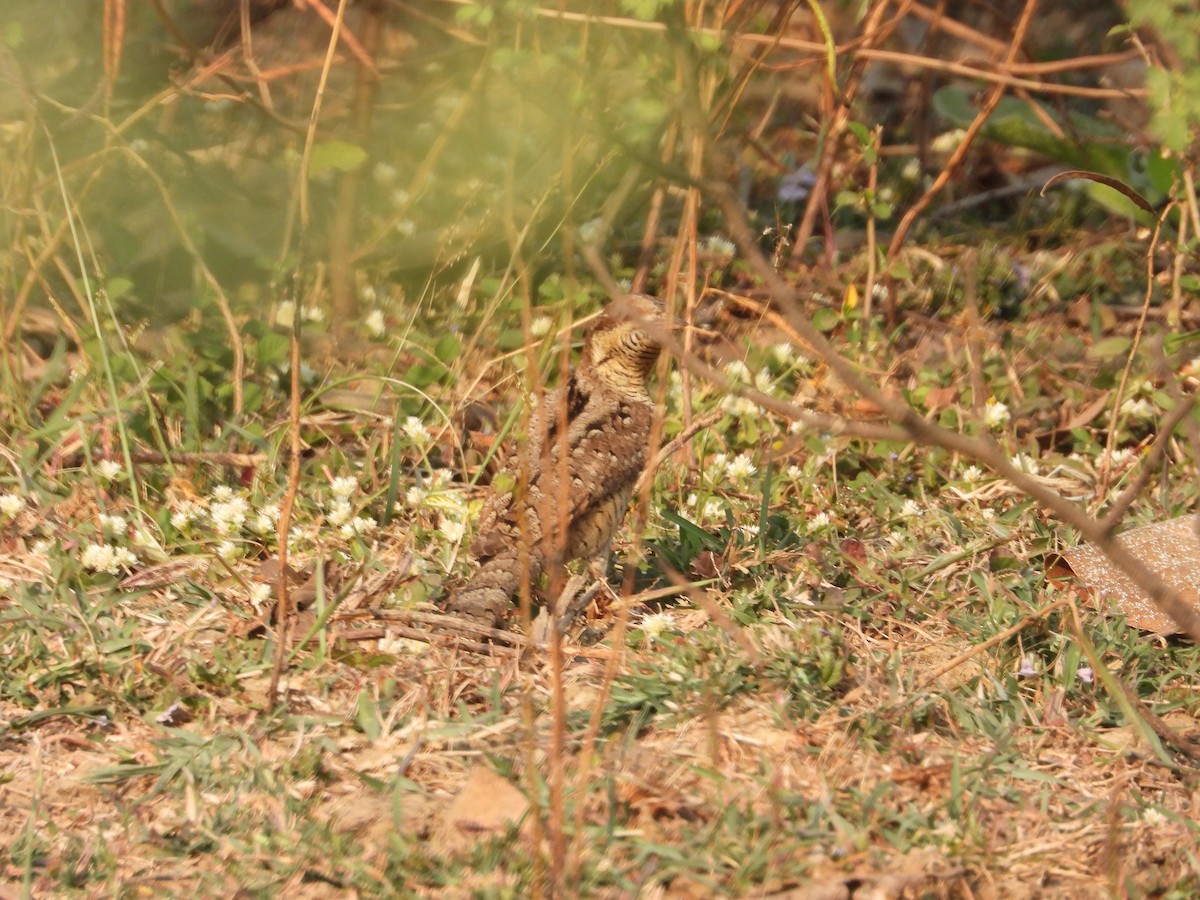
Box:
[448,295,665,626]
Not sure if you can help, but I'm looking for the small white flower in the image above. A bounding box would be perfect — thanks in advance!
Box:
[702,499,725,520]
[391,189,410,207]
[726,452,758,481]
[960,465,984,482]
[1017,655,1039,678]
[984,400,1011,429]
[274,300,296,329]
[530,316,553,338]
[980,508,996,520]
[405,486,427,507]
[249,582,272,609]
[899,499,921,517]
[1141,808,1167,827]
[700,235,736,259]
[786,465,803,481]
[0,493,26,517]
[1109,447,1134,466]
[373,162,397,184]
[301,304,325,324]
[1120,397,1155,421]
[770,342,795,365]
[440,519,465,543]
[211,485,235,503]
[724,360,753,383]
[81,543,136,575]
[327,499,353,527]
[742,524,760,537]
[931,129,966,153]
[250,503,281,533]
[31,538,53,557]
[216,540,240,562]
[209,496,250,536]
[395,220,417,237]
[365,309,386,337]
[170,500,203,531]
[639,611,678,642]
[721,395,761,417]
[330,476,358,499]
[707,452,729,476]
[787,419,805,434]
[871,283,889,302]
[808,511,831,531]
[98,513,127,535]
[403,416,432,445]
[96,460,123,481]
[901,158,921,182]
[1011,453,1039,475]
[352,516,377,536]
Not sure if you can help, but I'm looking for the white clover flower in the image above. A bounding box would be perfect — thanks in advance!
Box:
[770,342,795,365]
[365,309,386,337]
[81,543,136,575]
[726,452,758,481]
[1011,453,1039,475]
[786,465,803,481]
[209,496,250,536]
[931,129,966,153]
[787,419,805,434]
[702,499,725,520]
[352,516,377,536]
[721,395,761,417]
[808,511,831,530]
[31,538,53,558]
[98,513,127,535]
[706,452,729,478]
[984,400,1011,429]
[901,158,921,182]
[1109,447,1134,466]
[1142,808,1167,827]
[403,416,432,445]
[639,611,678,642]
[372,162,398,185]
[330,476,358,499]
[1120,397,1155,421]
[742,523,760,537]
[686,492,699,508]
[431,469,454,488]
[980,508,996,521]
[96,460,123,481]
[723,360,753,383]
[899,499,921,517]
[700,235,736,259]
[215,540,240,562]
[170,500,203,531]
[249,582,272,609]
[211,485,236,503]
[755,367,774,389]
[0,493,26,517]
[439,519,466,543]
[251,502,281,533]
[871,283,889,302]
[326,499,353,527]
[530,316,553,338]
[405,486,427,507]
[961,465,984,482]
[274,300,296,329]
[301,304,325,324]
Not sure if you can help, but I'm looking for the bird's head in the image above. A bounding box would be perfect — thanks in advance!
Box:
[582,295,666,400]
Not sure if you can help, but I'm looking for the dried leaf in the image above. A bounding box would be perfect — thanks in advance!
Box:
[436,765,530,855]
[1060,515,1200,634]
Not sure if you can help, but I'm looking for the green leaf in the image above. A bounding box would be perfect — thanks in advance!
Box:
[309,140,367,175]
[1088,336,1132,359]
[811,307,840,332]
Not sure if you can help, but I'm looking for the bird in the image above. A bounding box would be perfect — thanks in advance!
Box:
[447,294,666,628]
